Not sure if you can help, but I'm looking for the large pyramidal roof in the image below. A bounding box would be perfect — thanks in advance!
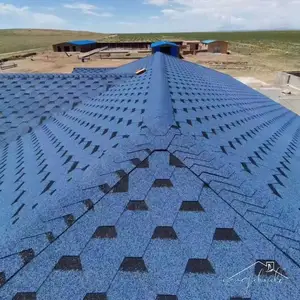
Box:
[0,52,300,299]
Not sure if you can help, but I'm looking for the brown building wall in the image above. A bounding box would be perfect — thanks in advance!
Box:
[53,43,97,52]
[96,41,183,50]
[189,44,198,51]
[207,41,228,54]
[96,42,152,49]
[53,41,184,52]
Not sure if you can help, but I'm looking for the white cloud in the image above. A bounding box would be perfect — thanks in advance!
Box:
[147,0,300,30]
[63,2,113,17]
[32,13,65,26]
[63,3,96,11]
[0,3,29,15]
[0,3,65,27]
[145,0,169,5]
[118,21,136,26]
[45,7,56,12]
[83,10,113,17]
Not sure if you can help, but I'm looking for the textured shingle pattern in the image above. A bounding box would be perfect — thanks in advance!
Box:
[0,53,300,299]
[72,68,116,74]
[0,73,133,145]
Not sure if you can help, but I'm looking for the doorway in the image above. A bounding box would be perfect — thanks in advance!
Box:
[160,46,172,55]
[213,46,221,53]
[64,46,70,52]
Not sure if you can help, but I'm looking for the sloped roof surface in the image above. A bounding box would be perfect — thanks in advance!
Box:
[0,73,133,146]
[0,53,300,300]
[201,40,217,44]
[151,41,179,48]
[72,67,116,74]
[68,40,97,46]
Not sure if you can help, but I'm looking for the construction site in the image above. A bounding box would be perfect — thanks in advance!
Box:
[1,38,300,300]
[1,20,300,299]
[1,37,300,116]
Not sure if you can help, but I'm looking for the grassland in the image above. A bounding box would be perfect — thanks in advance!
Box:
[0,29,107,54]
[1,29,299,56]
[114,31,300,56]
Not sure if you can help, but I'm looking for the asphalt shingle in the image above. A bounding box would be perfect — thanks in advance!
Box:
[0,52,300,299]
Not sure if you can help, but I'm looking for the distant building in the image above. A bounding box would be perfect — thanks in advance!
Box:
[201,40,229,54]
[151,41,180,57]
[182,41,200,55]
[52,40,97,52]
[96,41,183,50]
[52,40,184,52]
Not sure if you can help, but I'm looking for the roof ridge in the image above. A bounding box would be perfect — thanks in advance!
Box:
[1,53,300,298]
[142,53,174,135]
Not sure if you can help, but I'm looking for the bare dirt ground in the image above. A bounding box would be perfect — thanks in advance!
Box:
[185,52,298,84]
[0,51,137,74]
[2,50,297,86]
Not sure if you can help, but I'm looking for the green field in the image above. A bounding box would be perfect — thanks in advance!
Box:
[0,29,299,56]
[0,29,106,54]
[115,31,300,56]
[114,30,300,44]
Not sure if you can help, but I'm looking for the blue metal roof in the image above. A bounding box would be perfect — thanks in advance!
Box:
[201,39,217,44]
[151,41,179,48]
[68,40,97,46]
[0,52,300,299]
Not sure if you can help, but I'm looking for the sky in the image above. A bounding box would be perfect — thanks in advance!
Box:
[0,0,299,33]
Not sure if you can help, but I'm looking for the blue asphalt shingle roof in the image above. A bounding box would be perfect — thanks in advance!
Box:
[0,73,133,146]
[72,67,116,74]
[0,52,300,299]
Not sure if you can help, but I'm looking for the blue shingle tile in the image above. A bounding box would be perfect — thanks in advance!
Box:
[38,272,86,300]
[116,211,154,256]
[174,212,214,258]
[81,239,124,291]
[146,186,182,225]
[0,52,300,299]
[108,272,155,300]
[144,240,188,295]
[127,168,156,200]
[171,168,204,200]
[177,274,227,300]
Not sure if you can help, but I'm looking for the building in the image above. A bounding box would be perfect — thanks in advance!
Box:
[151,41,180,57]
[276,71,300,89]
[182,40,200,55]
[201,40,229,54]
[52,40,184,52]
[52,40,98,52]
[0,52,299,300]
[96,41,183,50]
[96,41,152,50]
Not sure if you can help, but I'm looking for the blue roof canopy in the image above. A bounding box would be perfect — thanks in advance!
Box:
[151,41,179,48]
[201,39,217,44]
[68,40,97,46]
